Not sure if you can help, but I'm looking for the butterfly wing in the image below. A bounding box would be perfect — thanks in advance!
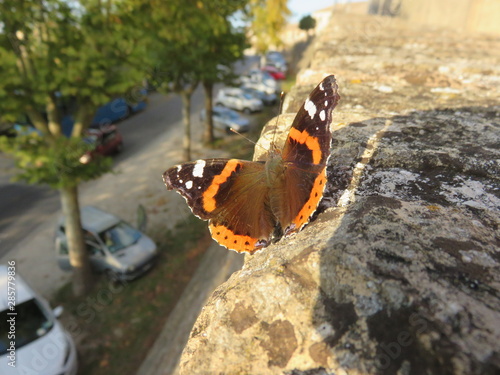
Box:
[272,75,340,234]
[163,158,274,253]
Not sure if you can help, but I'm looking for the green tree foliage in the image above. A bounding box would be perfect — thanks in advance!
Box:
[0,134,112,188]
[299,14,317,34]
[0,0,147,296]
[248,0,291,54]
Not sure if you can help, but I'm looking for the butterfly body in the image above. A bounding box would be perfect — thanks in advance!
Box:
[163,75,340,254]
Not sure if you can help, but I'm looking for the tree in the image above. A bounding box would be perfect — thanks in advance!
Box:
[0,0,147,296]
[197,4,248,145]
[248,0,291,55]
[144,0,248,157]
[299,15,317,36]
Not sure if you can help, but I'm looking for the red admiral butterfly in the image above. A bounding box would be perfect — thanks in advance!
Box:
[163,75,340,253]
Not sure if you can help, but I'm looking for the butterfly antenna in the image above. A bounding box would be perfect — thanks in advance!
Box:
[278,91,286,115]
[229,128,267,152]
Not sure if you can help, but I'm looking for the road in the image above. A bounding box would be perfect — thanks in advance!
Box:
[0,88,204,258]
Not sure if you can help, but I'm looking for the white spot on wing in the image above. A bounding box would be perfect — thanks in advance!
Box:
[319,82,324,91]
[193,160,206,178]
[324,100,328,106]
[304,98,317,119]
[319,110,326,121]
[185,180,193,189]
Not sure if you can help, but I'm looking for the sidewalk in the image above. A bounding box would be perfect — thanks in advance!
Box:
[136,243,244,375]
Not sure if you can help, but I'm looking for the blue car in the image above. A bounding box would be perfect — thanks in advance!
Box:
[90,91,147,129]
[13,90,147,137]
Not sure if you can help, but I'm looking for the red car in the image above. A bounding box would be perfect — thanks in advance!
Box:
[80,125,123,164]
[261,65,286,80]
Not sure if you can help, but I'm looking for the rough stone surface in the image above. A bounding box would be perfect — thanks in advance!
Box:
[178,12,500,375]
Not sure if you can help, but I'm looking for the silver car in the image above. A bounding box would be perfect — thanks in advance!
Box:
[215,87,263,113]
[241,87,277,106]
[200,106,250,134]
[55,206,157,281]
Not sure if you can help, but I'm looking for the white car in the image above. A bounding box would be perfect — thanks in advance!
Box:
[55,206,157,282]
[0,265,78,375]
[240,70,280,95]
[215,88,263,114]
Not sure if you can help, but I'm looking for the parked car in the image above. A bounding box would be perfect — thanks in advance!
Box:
[0,264,78,375]
[11,90,147,138]
[261,65,286,80]
[215,87,263,113]
[240,87,278,106]
[239,70,280,95]
[90,90,147,129]
[0,122,15,137]
[79,125,123,164]
[265,51,288,73]
[55,206,157,281]
[200,106,250,134]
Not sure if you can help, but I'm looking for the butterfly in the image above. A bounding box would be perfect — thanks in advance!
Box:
[163,75,340,254]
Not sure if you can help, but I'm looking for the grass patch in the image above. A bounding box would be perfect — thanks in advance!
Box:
[281,76,296,94]
[53,215,210,375]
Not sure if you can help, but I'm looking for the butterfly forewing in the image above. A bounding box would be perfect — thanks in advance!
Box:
[163,159,231,220]
[163,158,275,253]
[274,75,340,234]
[282,75,340,166]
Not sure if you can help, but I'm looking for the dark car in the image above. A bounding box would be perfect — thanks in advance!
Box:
[0,120,17,137]
[79,125,123,164]
[241,87,278,106]
[90,90,147,129]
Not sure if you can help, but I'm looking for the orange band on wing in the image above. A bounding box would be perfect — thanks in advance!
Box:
[209,223,264,254]
[288,128,322,164]
[203,159,241,212]
[292,167,327,231]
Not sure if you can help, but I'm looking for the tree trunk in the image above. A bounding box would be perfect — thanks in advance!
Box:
[202,81,215,145]
[59,185,93,296]
[72,101,94,137]
[181,91,192,161]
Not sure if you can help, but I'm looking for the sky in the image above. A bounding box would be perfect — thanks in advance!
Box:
[288,0,333,22]
[288,0,363,22]
[230,0,365,28]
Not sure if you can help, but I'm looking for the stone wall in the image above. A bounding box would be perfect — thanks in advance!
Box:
[399,0,500,35]
[178,12,500,375]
